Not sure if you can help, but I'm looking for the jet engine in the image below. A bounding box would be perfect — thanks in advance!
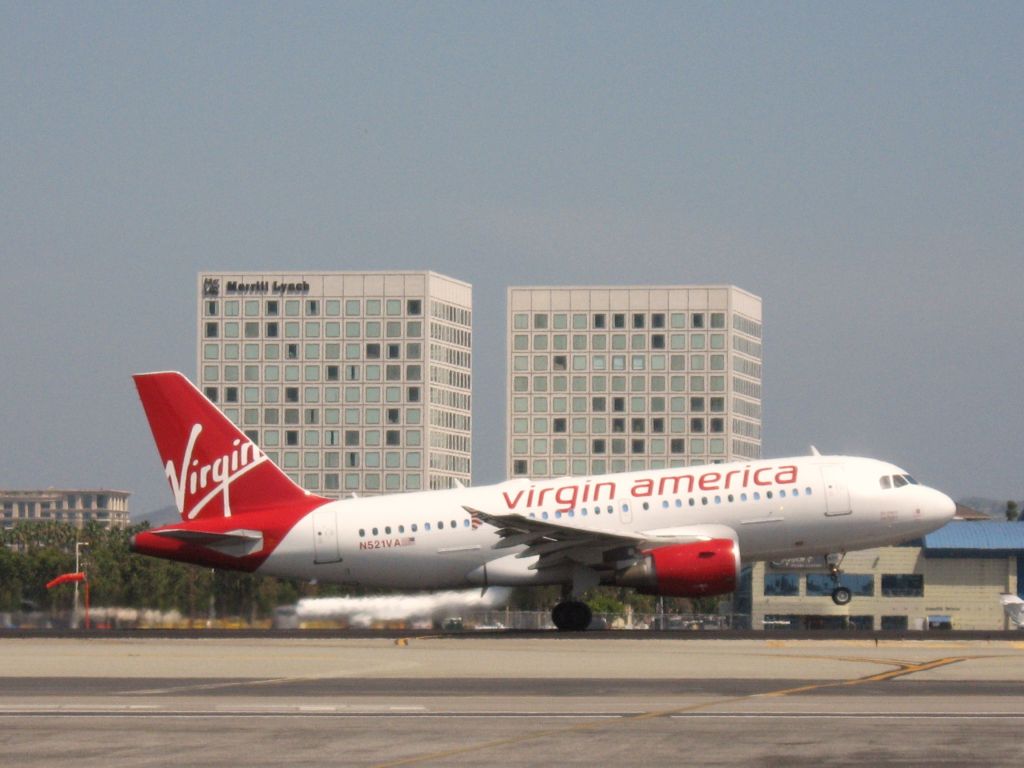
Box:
[614,538,740,597]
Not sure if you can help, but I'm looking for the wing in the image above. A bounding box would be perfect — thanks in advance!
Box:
[463,506,734,573]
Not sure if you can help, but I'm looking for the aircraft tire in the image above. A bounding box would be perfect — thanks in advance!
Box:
[831,586,852,606]
[552,600,592,631]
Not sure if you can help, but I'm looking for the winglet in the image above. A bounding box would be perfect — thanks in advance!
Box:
[810,445,821,457]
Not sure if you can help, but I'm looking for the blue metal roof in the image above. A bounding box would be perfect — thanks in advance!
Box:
[923,521,1024,554]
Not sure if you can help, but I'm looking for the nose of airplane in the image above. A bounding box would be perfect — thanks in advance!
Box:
[927,488,957,527]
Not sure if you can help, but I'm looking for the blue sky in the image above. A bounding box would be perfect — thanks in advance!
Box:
[1,2,1021,513]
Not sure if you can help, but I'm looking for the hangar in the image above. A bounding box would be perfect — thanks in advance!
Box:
[748,521,1024,631]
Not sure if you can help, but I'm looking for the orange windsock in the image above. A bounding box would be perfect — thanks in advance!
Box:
[46,572,86,589]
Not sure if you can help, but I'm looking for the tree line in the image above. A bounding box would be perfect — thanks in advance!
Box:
[0,521,709,623]
[0,522,303,621]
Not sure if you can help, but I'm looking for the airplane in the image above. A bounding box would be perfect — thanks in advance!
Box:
[1001,594,1024,628]
[131,371,957,631]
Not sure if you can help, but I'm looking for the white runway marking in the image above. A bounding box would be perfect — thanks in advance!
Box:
[4,708,1024,720]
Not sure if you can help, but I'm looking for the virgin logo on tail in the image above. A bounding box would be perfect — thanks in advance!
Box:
[166,424,267,519]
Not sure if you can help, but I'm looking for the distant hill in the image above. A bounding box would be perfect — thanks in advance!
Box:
[130,504,180,527]
[958,497,1020,520]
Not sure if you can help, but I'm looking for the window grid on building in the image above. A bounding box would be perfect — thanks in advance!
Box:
[507,286,762,479]
[198,272,471,496]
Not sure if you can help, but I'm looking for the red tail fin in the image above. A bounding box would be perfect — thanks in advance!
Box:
[133,371,324,521]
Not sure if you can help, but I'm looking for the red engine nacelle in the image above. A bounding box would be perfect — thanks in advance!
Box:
[615,538,740,597]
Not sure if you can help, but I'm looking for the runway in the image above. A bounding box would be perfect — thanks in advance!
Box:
[3,637,1024,766]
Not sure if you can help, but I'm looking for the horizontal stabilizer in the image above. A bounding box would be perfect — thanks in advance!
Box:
[150,527,264,557]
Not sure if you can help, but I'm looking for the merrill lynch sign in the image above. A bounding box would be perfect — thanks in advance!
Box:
[203,278,310,296]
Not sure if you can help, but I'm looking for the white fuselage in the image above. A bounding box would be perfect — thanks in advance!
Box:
[260,454,955,590]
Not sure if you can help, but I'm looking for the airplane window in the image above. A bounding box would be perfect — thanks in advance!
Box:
[622,504,629,512]
[714,496,721,504]
[893,475,908,488]
[411,524,418,532]
[529,513,536,519]
[792,488,799,497]
[741,493,748,502]
[701,497,708,505]
[879,476,892,490]
[662,500,669,509]
[424,523,431,531]
[358,528,365,537]
[437,521,444,529]
[385,526,392,534]
[805,487,813,495]
[568,510,575,518]
[372,527,379,535]
[642,502,649,511]
[675,499,682,508]
[727,494,734,502]
[542,512,549,520]
[766,491,773,499]
[779,490,786,499]
[903,475,918,485]
[689,498,696,507]
[753,492,761,501]
[607,505,613,514]
[555,511,562,519]
[463,519,469,527]
[451,520,457,528]
[398,525,405,533]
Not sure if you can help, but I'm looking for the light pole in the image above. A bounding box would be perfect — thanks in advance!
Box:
[74,541,89,628]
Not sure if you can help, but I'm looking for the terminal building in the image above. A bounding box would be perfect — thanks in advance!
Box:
[0,489,130,530]
[506,285,762,479]
[197,271,472,496]
[748,521,1024,631]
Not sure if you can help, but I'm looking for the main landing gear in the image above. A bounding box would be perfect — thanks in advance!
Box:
[551,600,592,632]
[828,553,852,606]
[552,569,600,631]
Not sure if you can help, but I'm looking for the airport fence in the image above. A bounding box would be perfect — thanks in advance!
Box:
[443,609,749,631]
[2,608,749,631]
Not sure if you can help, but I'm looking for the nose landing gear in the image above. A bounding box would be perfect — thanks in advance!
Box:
[827,553,851,606]
[831,585,852,606]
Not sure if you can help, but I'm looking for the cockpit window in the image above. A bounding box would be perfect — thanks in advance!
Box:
[881,474,919,490]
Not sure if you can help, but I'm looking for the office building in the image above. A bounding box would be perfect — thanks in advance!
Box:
[0,489,130,530]
[507,285,762,479]
[198,271,471,495]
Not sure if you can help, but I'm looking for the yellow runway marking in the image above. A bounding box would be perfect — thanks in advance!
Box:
[371,655,967,768]
[758,656,966,697]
